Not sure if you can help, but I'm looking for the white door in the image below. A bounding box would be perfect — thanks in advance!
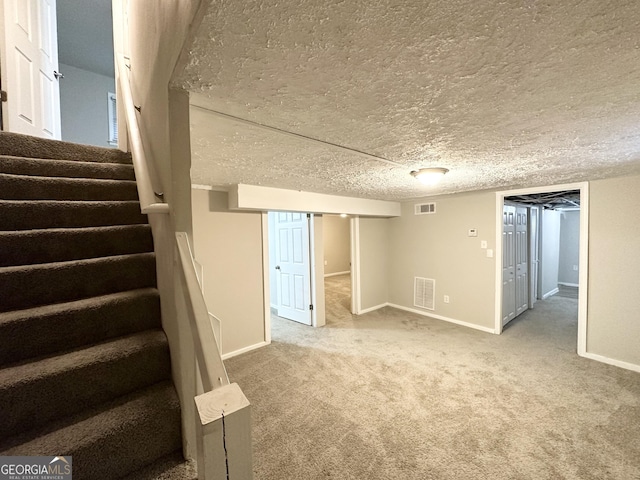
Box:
[274,212,312,325]
[0,0,61,138]
[502,205,516,326]
[515,206,529,316]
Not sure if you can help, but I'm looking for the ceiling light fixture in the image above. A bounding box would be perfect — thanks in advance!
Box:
[410,167,449,186]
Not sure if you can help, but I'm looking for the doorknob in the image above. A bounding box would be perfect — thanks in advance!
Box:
[275,266,281,270]
[53,71,64,80]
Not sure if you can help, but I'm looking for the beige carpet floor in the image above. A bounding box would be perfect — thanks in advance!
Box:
[226,275,640,480]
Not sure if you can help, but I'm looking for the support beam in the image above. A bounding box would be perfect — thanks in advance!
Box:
[229,184,401,217]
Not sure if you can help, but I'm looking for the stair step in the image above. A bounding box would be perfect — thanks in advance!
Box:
[0,131,132,164]
[0,288,161,365]
[0,253,157,313]
[0,199,147,230]
[0,154,135,180]
[0,329,171,439]
[121,451,196,480]
[0,172,139,201]
[0,224,153,267]
[0,381,182,479]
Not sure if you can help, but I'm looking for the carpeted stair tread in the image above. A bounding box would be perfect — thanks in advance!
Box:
[0,154,135,180]
[0,131,132,164]
[0,288,160,365]
[0,199,147,230]
[0,132,182,479]
[0,172,139,201]
[0,253,157,313]
[0,381,182,479]
[120,451,197,480]
[0,224,153,267]
[0,329,171,439]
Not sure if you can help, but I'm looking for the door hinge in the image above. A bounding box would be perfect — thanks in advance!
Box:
[1,91,7,102]
[309,304,314,311]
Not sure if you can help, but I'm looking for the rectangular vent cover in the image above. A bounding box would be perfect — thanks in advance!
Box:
[415,203,436,215]
[414,277,435,310]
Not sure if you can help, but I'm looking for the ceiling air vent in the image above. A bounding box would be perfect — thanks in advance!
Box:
[414,277,435,310]
[415,202,436,215]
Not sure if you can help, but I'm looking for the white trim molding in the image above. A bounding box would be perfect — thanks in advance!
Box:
[325,270,350,278]
[359,303,388,314]
[350,217,361,314]
[541,287,560,300]
[388,303,496,334]
[582,352,640,374]
[222,341,270,360]
[261,213,272,345]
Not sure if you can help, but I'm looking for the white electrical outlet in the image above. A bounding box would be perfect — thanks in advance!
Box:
[486,249,494,258]
[444,295,450,304]
[324,260,328,266]
[573,265,578,271]
[480,240,487,249]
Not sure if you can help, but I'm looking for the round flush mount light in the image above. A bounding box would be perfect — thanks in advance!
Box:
[410,167,449,186]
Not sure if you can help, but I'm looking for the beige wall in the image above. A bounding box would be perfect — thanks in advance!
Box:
[323,215,351,275]
[540,209,561,297]
[358,217,390,310]
[558,210,580,285]
[588,174,640,366]
[388,191,496,330]
[192,189,266,356]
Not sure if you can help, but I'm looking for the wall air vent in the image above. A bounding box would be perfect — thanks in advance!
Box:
[415,203,436,215]
[414,277,435,310]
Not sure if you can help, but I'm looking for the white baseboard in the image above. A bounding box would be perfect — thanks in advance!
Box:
[358,303,388,314]
[542,287,560,299]
[222,341,270,360]
[558,282,579,288]
[387,303,496,334]
[581,351,640,374]
[324,270,350,278]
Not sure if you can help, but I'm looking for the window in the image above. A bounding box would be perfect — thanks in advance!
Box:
[107,92,118,145]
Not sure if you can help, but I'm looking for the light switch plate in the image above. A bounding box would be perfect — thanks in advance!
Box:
[480,240,488,249]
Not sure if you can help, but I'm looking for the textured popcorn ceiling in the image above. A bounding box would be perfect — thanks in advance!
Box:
[178,0,640,201]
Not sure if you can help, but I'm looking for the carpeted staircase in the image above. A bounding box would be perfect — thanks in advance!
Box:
[0,132,188,479]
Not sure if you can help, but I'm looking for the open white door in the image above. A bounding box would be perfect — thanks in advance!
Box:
[274,212,313,325]
[502,205,516,326]
[0,0,61,138]
[514,205,529,316]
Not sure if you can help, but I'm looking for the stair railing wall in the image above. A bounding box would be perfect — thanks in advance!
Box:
[176,232,229,391]
[176,232,252,479]
[116,46,252,479]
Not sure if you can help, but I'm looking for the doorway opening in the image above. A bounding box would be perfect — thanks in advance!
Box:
[267,211,315,327]
[322,214,353,324]
[495,183,589,356]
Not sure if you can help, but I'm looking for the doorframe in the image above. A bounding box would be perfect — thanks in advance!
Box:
[262,212,326,330]
[494,182,589,357]
[350,216,362,314]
